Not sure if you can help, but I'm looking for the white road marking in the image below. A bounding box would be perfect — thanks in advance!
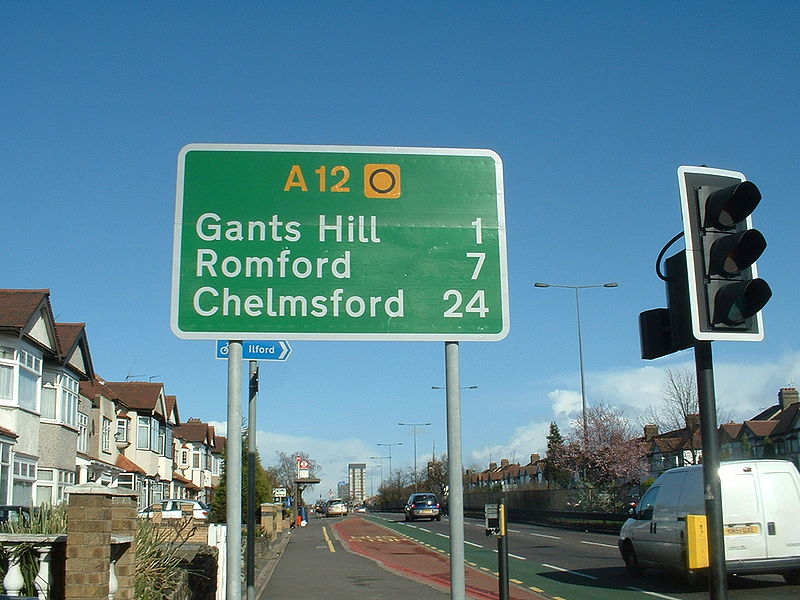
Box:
[580,540,618,549]
[541,563,598,580]
[530,532,561,540]
[627,587,683,600]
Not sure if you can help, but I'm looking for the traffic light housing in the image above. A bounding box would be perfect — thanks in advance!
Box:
[678,166,771,341]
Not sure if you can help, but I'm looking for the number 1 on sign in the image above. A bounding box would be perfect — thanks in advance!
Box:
[472,218,483,244]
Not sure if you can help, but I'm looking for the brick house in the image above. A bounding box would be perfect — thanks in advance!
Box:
[720,387,800,467]
[465,454,546,489]
[0,290,94,505]
[640,414,703,477]
[0,288,224,510]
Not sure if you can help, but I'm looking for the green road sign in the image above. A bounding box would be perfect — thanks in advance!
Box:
[171,144,509,341]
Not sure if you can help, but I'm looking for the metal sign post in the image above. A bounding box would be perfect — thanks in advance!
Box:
[445,341,465,600]
[226,341,243,600]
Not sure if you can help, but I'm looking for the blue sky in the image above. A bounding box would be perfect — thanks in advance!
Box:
[4,3,799,499]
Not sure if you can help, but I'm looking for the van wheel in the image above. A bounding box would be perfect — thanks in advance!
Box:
[622,543,643,577]
[784,569,800,585]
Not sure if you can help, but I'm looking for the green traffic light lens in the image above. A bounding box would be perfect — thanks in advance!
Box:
[713,279,772,326]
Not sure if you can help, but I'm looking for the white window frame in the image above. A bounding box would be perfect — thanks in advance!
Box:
[115,418,128,443]
[137,416,151,450]
[77,412,89,453]
[101,417,112,453]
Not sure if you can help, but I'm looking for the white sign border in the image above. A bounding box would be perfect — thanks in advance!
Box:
[171,144,509,342]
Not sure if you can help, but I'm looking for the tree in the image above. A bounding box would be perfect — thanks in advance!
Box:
[563,403,647,501]
[639,368,731,466]
[210,430,274,522]
[545,422,571,488]
[424,453,448,499]
[267,450,320,506]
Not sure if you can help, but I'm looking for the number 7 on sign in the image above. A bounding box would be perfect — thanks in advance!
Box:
[466,252,486,280]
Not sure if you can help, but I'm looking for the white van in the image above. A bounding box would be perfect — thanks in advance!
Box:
[619,459,800,585]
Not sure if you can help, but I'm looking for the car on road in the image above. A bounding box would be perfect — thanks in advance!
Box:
[138,499,210,520]
[324,499,348,517]
[404,493,441,522]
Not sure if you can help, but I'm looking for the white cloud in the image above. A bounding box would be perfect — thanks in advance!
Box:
[473,350,800,472]
[469,420,552,468]
[548,388,582,416]
[256,431,374,503]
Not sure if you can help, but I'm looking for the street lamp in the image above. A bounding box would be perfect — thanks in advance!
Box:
[376,442,402,477]
[533,281,618,445]
[369,456,389,487]
[398,422,431,491]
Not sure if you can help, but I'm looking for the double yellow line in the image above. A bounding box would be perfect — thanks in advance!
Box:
[322,526,336,552]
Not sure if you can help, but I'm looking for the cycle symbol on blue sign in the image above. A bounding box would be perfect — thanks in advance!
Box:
[215,340,292,361]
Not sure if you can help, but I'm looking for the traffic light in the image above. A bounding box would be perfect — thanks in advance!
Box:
[677,166,771,341]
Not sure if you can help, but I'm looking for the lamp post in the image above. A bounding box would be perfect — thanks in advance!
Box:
[376,442,402,475]
[369,456,389,486]
[398,422,431,491]
[533,282,618,445]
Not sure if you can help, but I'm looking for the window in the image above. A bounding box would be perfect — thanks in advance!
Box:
[118,473,135,490]
[181,450,189,466]
[192,451,200,469]
[41,382,57,419]
[18,349,41,411]
[115,418,128,443]
[0,442,11,504]
[150,417,159,453]
[77,412,89,453]
[158,422,166,456]
[137,416,151,450]
[59,374,79,428]
[12,456,37,506]
[165,426,173,459]
[636,485,660,520]
[101,417,111,453]
[0,364,12,401]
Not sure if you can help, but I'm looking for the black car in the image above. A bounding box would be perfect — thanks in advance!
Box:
[404,493,441,522]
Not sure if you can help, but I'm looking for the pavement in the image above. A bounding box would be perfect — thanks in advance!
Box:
[257,514,550,600]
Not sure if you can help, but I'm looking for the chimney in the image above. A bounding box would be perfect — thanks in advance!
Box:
[685,414,700,429]
[779,388,799,410]
[489,462,497,470]
[187,417,202,423]
[644,424,659,441]
[530,453,540,464]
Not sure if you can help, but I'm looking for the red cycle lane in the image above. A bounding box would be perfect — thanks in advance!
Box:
[332,516,549,600]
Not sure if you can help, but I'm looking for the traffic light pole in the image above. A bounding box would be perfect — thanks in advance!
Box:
[694,341,727,600]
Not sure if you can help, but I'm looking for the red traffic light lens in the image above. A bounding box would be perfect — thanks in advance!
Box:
[703,181,761,230]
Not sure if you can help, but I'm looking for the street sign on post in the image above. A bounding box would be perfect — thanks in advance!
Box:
[171,144,508,341]
[216,340,292,361]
